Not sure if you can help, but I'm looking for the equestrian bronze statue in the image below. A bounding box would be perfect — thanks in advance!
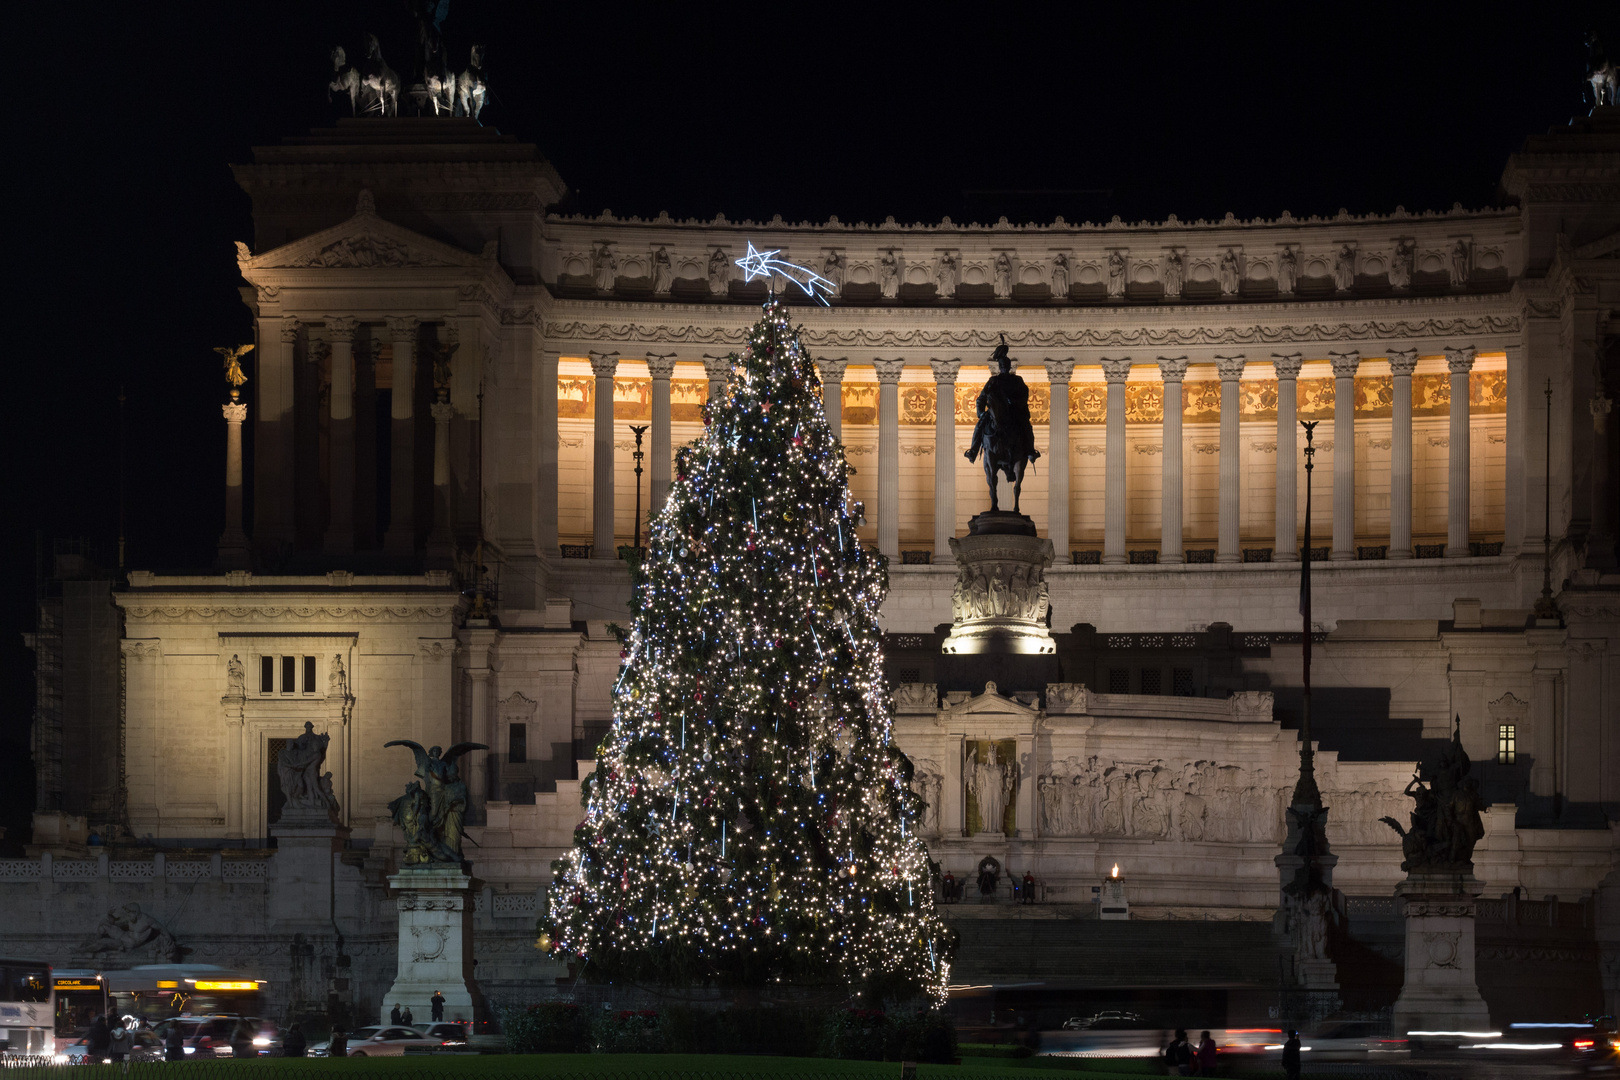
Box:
[964,335,1040,514]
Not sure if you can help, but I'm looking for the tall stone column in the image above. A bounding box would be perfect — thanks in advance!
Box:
[1504,343,1527,555]
[384,316,420,555]
[590,353,619,558]
[427,399,455,568]
[254,316,299,549]
[702,353,731,408]
[1158,357,1189,564]
[1329,350,1361,561]
[1387,349,1419,559]
[218,401,251,569]
[646,352,676,512]
[818,357,847,440]
[537,349,560,558]
[465,630,496,816]
[875,358,905,559]
[324,317,358,554]
[1272,353,1303,562]
[1216,354,1246,563]
[1445,346,1476,558]
[1044,359,1074,557]
[932,358,962,554]
[1101,357,1132,564]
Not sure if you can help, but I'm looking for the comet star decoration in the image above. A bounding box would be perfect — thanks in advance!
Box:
[543,300,951,1001]
[735,242,837,305]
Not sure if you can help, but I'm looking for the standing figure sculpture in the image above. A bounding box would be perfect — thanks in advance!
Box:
[1587,31,1617,110]
[278,722,339,819]
[1379,717,1485,872]
[386,740,487,864]
[964,335,1040,514]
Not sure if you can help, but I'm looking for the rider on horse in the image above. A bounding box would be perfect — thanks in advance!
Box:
[964,336,1040,514]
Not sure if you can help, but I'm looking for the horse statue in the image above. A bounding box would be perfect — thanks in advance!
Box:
[329,46,361,115]
[411,0,456,115]
[964,335,1040,514]
[1588,31,1618,110]
[457,45,488,122]
[360,34,401,117]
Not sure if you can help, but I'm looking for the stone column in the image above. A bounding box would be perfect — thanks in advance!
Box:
[1445,346,1476,558]
[1044,359,1075,557]
[703,353,731,408]
[384,316,420,555]
[1101,358,1132,564]
[590,353,619,558]
[875,358,905,559]
[254,316,299,550]
[465,631,496,815]
[324,317,358,554]
[1329,350,1361,561]
[818,357,847,440]
[932,358,962,554]
[537,349,560,557]
[646,352,677,512]
[1387,349,1420,559]
[1158,357,1189,564]
[1504,343,1527,555]
[218,402,251,569]
[1272,353,1303,562]
[427,399,455,567]
[1216,354,1246,563]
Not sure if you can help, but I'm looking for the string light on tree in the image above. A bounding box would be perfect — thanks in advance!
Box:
[542,299,951,1001]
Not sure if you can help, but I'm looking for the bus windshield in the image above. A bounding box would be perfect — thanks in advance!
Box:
[1,966,49,1003]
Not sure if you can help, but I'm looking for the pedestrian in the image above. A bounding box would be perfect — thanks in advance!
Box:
[164,1022,186,1061]
[1282,1029,1301,1080]
[430,991,445,1023]
[1022,871,1036,905]
[1163,1028,1193,1076]
[1196,1030,1216,1075]
[231,1018,257,1058]
[390,1003,403,1025]
[401,1004,414,1027]
[87,1014,111,1061]
[328,1027,348,1058]
[107,1023,133,1064]
[283,1023,307,1058]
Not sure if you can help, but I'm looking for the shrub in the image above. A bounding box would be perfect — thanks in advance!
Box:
[502,1000,591,1054]
[593,1008,664,1053]
[820,1008,890,1060]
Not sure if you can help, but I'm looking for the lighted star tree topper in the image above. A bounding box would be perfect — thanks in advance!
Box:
[542,299,951,1001]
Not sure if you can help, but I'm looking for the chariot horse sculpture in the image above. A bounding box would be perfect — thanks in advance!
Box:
[965,335,1040,513]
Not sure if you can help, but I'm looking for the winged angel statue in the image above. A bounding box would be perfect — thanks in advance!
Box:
[385,739,487,864]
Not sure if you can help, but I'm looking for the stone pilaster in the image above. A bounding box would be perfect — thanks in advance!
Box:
[1388,349,1420,559]
[1445,346,1476,558]
[1043,359,1074,557]
[1216,355,1246,563]
[646,352,677,513]
[384,316,421,556]
[537,349,560,557]
[427,400,455,568]
[1329,350,1361,561]
[1158,357,1188,564]
[1272,353,1303,562]
[1101,358,1132,564]
[590,353,619,558]
[875,358,905,560]
[932,358,962,555]
[464,630,496,816]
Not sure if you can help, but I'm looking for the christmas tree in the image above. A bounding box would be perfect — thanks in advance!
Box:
[543,298,951,1002]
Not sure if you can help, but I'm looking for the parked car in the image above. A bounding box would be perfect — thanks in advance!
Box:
[311,1026,445,1057]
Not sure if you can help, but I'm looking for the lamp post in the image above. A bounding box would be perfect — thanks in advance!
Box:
[630,424,649,555]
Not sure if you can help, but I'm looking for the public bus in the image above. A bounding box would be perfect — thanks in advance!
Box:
[105,965,266,1027]
[52,970,108,1044]
[0,958,53,1058]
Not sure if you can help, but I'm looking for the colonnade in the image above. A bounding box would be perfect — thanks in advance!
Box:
[547,346,1490,565]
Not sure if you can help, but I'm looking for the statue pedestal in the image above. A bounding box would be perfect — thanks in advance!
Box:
[1098,877,1129,920]
[1391,873,1490,1034]
[942,520,1055,657]
[270,811,347,929]
[384,866,480,1024]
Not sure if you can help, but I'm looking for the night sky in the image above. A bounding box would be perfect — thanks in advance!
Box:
[3,1,1614,845]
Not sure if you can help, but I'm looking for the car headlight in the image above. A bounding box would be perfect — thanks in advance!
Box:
[253,1038,270,1046]
[183,1047,195,1054]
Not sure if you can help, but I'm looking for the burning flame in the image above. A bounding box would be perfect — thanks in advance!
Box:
[1111,864,1120,879]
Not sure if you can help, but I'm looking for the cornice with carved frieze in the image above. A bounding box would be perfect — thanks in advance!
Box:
[121,604,458,623]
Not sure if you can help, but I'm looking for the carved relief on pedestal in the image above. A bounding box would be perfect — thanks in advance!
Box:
[909,757,944,837]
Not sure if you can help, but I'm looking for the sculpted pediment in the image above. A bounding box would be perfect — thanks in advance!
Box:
[237,191,495,273]
[939,681,1039,719]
